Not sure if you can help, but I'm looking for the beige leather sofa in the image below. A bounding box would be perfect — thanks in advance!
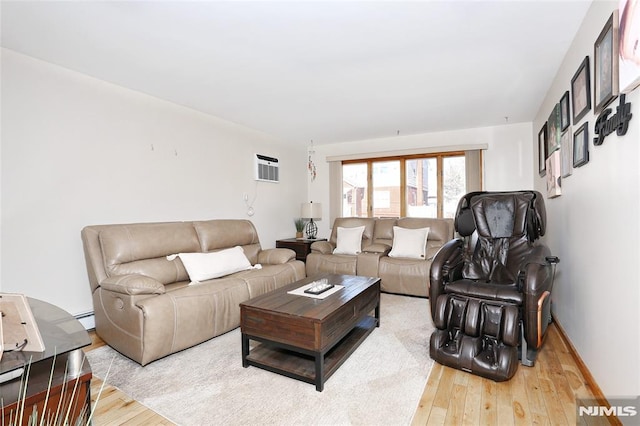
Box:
[81,219,305,365]
[306,217,454,297]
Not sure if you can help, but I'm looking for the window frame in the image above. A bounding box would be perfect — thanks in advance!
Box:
[342,151,465,218]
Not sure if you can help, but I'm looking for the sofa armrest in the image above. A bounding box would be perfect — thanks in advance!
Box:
[310,241,334,254]
[100,274,166,295]
[363,243,391,255]
[258,248,296,264]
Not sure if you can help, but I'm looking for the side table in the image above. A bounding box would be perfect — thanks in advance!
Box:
[276,238,327,262]
[0,297,92,424]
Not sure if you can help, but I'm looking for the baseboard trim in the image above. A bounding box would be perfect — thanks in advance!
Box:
[552,319,622,426]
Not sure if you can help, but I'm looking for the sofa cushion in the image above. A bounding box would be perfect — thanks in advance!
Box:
[388,226,430,259]
[333,226,366,255]
[193,220,262,264]
[329,218,375,246]
[306,253,358,276]
[371,217,397,245]
[99,223,199,284]
[169,246,252,282]
[396,218,454,260]
[378,256,430,297]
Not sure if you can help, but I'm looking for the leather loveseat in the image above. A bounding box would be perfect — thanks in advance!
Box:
[81,219,305,365]
[305,217,454,297]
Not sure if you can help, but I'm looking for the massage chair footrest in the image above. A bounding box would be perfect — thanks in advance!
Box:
[430,294,520,381]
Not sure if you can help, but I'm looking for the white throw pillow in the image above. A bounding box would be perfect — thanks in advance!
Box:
[388,226,430,259]
[333,226,366,255]
[168,246,252,282]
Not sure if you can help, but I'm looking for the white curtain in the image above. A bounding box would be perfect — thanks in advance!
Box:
[465,149,483,193]
[328,161,342,226]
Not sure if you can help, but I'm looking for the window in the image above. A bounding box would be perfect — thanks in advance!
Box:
[342,152,471,218]
[372,160,400,217]
[342,163,368,217]
[406,157,437,217]
[443,156,466,218]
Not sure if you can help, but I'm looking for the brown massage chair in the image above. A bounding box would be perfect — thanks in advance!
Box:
[429,191,559,381]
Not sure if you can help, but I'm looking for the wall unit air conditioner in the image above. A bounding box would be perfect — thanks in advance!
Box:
[255,154,279,183]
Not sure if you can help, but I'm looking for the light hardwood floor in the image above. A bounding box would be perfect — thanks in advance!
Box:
[83,334,175,425]
[83,323,619,425]
[411,324,619,426]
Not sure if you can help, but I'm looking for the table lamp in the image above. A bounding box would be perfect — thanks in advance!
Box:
[300,201,322,239]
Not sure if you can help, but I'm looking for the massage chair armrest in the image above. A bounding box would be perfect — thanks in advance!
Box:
[258,248,296,264]
[310,241,335,254]
[429,238,465,314]
[100,274,166,296]
[520,244,557,350]
[520,245,555,297]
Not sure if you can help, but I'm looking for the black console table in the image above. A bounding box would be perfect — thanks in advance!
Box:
[276,238,327,262]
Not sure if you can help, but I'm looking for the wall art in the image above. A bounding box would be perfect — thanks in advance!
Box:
[546,150,562,198]
[571,56,592,124]
[619,0,640,93]
[594,93,633,145]
[594,10,620,115]
[547,103,561,155]
[560,129,573,178]
[538,123,548,176]
[573,122,590,168]
[560,91,571,131]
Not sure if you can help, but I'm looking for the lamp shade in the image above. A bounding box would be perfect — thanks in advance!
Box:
[301,202,322,219]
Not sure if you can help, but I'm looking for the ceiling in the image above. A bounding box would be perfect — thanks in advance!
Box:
[1,1,592,146]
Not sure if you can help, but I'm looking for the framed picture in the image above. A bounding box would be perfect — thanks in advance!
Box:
[559,91,570,131]
[571,56,591,124]
[546,150,562,198]
[573,122,590,168]
[538,123,548,176]
[594,10,619,115]
[546,103,561,155]
[619,0,640,93]
[560,129,573,178]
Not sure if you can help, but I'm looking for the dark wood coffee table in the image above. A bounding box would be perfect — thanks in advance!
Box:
[240,274,380,391]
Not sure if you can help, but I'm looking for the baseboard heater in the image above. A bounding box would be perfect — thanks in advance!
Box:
[75,311,95,331]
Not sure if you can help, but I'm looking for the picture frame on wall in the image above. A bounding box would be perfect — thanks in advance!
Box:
[538,123,548,176]
[546,150,562,199]
[619,0,640,93]
[560,129,573,178]
[573,122,590,168]
[594,10,619,115]
[559,91,570,131]
[546,103,561,156]
[571,56,591,124]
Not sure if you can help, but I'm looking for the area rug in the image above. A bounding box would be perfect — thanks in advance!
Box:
[86,293,434,425]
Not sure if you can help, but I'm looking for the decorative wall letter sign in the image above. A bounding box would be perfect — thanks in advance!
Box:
[594,94,633,146]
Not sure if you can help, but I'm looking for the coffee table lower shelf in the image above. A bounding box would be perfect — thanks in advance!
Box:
[243,316,377,391]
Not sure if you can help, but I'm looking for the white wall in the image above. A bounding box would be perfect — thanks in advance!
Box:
[532,1,639,397]
[1,49,308,316]
[308,122,534,238]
